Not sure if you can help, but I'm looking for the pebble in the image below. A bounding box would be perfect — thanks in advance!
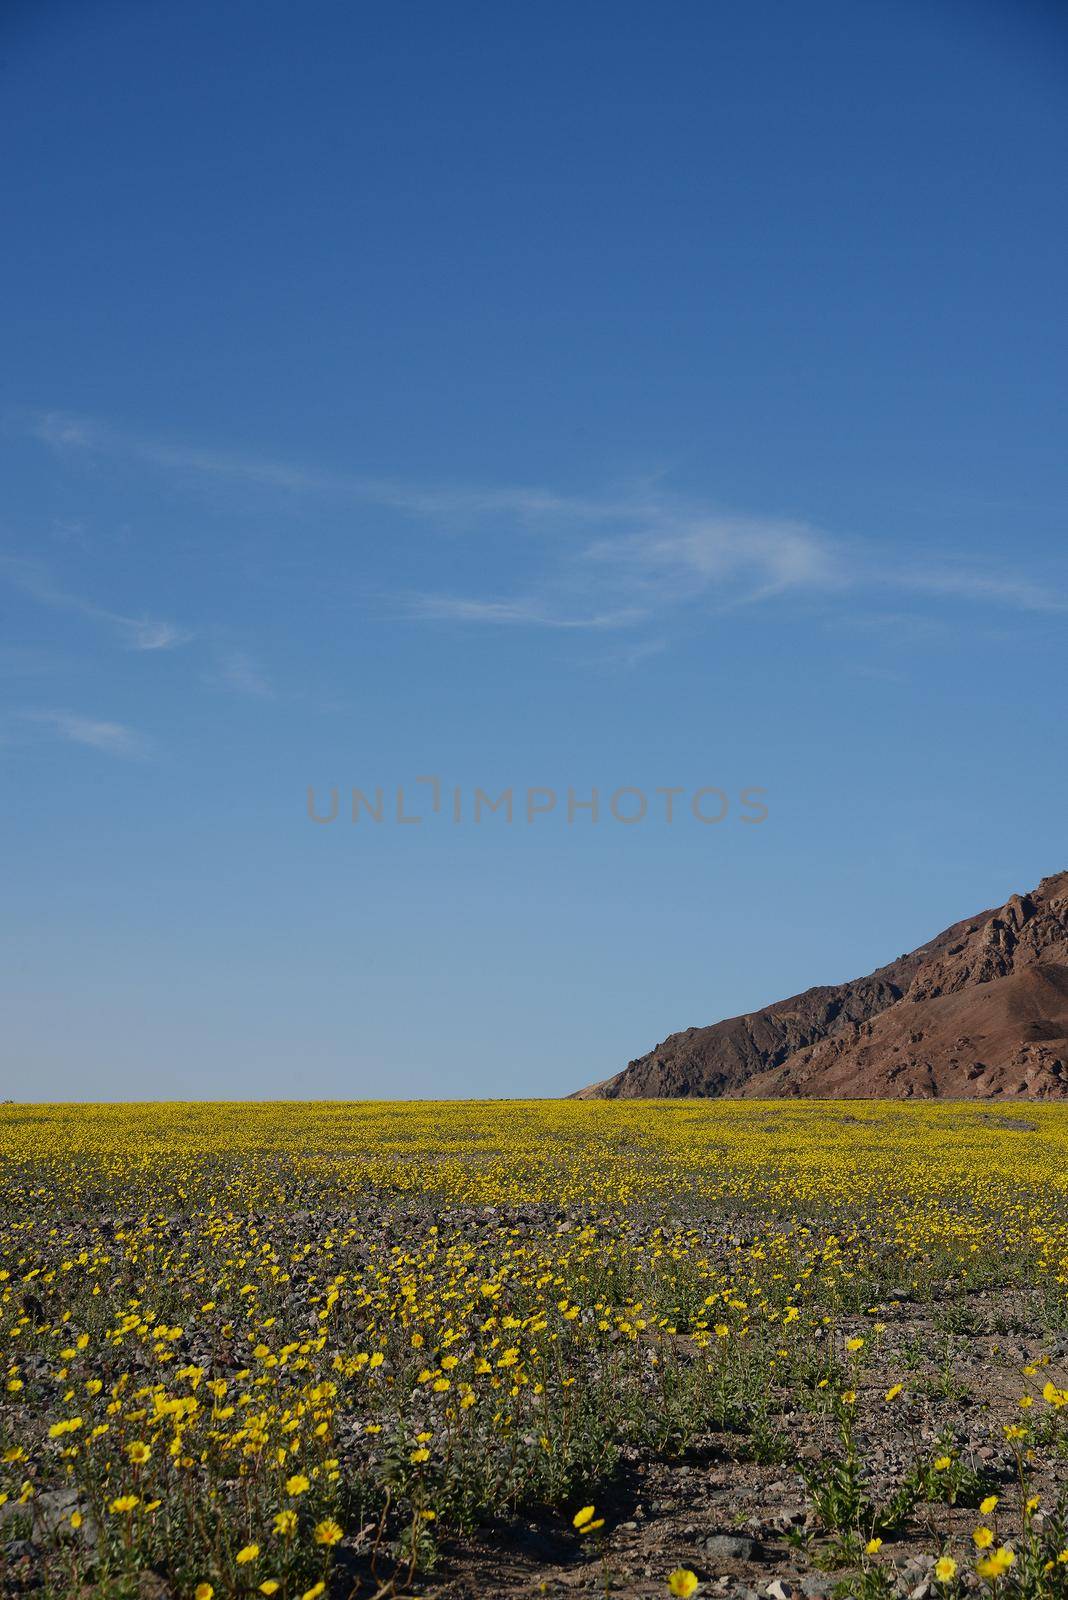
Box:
[702,1534,758,1560]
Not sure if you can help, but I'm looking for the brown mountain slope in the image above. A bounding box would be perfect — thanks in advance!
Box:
[575,871,1068,1100]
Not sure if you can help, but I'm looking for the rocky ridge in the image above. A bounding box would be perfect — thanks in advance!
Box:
[575,871,1068,1100]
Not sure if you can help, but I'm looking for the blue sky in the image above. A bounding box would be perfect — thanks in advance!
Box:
[2,0,1066,1100]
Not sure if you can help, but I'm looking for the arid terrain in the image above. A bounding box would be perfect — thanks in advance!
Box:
[576,873,1068,1102]
[2,1101,1068,1599]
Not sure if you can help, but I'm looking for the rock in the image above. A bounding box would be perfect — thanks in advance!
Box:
[138,1574,174,1600]
[766,1583,795,1600]
[703,1534,758,1560]
[32,1487,88,1540]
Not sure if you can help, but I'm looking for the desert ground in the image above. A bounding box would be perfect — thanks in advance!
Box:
[2,1101,1067,1600]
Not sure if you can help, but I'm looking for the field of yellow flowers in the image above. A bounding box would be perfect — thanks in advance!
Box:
[2,1100,1068,1600]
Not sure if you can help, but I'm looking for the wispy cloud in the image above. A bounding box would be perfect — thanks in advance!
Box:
[891,565,1068,614]
[0,555,191,650]
[117,616,191,650]
[20,407,1068,634]
[404,595,645,629]
[412,522,1067,630]
[21,709,148,758]
[583,515,842,603]
[23,408,643,527]
[210,650,274,698]
[401,517,844,629]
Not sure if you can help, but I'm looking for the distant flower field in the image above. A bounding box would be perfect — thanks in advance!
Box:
[2,1100,1068,1598]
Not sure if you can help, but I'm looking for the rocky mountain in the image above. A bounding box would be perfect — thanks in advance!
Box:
[575,871,1068,1099]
